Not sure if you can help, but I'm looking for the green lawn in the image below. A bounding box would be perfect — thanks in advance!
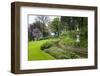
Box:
[28,39,55,61]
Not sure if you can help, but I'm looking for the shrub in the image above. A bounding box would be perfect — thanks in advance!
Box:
[62,50,80,59]
[52,39,60,45]
[44,47,80,59]
[79,39,88,48]
[60,31,68,37]
[60,37,76,46]
[44,47,65,59]
[60,31,76,39]
[40,41,53,50]
[57,54,71,59]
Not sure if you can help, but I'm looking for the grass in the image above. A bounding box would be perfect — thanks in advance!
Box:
[28,35,87,61]
[28,39,55,61]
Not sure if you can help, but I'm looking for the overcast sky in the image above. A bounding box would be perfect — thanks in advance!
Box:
[28,15,58,25]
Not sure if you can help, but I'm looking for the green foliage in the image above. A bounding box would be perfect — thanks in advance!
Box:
[28,40,55,60]
[44,47,80,59]
[60,37,75,46]
[60,31,68,37]
[62,50,80,59]
[60,30,88,48]
[28,37,87,60]
[40,41,54,50]
[40,38,60,50]
[28,16,88,60]
[45,47,64,59]
[79,39,88,48]
[79,18,88,48]
[28,31,33,41]
[50,17,61,36]
[79,26,88,48]
[60,31,76,39]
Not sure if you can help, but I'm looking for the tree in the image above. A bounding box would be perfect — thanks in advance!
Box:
[35,16,50,24]
[61,16,80,31]
[28,21,44,41]
[80,17,88,47]
[35,16,50,37]
[28,25,33,41]
[50,17,61,37]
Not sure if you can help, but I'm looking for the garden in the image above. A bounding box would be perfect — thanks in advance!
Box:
[28,15,88,61]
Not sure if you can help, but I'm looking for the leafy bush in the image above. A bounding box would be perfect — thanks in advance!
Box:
[65,51,80,58]
[40,38,60,50]
[60,37,76,46]
[60,31,76,39]
[60,31,68,37]
[44,47,65,59]
[44,47,80,59]
[40,41,53,50]
[79,25,88,48]
[79,39,88,48]
[52,39,60,45]
[60,31,88,48]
